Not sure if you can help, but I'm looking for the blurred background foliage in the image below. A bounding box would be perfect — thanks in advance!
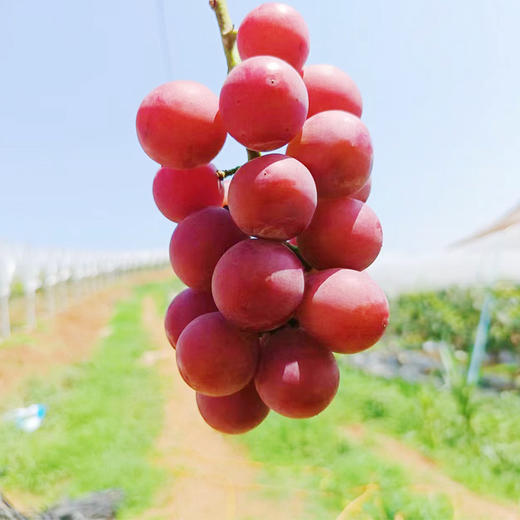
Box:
[389,284,520,357]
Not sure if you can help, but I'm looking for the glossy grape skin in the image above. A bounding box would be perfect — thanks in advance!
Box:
[176,312,259,396]
[153,164,224,223]
[297,197,382,271]
[228,154,317,240]
[196,381,269,434]
[297,269,389,354]
[219,56,308,151]
[287,110,372,198]
[255,328,339,418]
[237,3,310,71]
[302,64,362,118]
[351,177,372,202]
[136,81,226,169]
[164,288,217,348]
[212,239,304,331]
[169,207,246,290]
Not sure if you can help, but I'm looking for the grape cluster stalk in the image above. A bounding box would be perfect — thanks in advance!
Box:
[135,1,389,434]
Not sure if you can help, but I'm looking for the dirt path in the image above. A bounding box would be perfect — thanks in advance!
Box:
[0,270,170,402]
[140,297,304,520]
[345,424,520,520]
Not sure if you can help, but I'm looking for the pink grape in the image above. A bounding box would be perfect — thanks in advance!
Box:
[228,154,317,240]
[302,64,362,118]
[196,381,269,434]
[237,3,310,71]
[297,197,382,271]
[169,207,246,290]
[351,177,371,202]
[287,110,373,198]
[152,164,224,223]
[219,56,308,151]
[212,239,304,331]
[164,288,217,348]
[297,269,389,354]
[136,81,226,169]
[176,312,259,396]
[255,328,339,418]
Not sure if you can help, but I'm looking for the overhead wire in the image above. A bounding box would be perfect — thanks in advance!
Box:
[155,0,173,79]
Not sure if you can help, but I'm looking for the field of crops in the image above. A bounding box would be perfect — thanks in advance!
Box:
[1,276,519,520]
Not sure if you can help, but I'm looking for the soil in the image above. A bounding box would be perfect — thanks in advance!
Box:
[345,424,520,520]
[0,270,170,403]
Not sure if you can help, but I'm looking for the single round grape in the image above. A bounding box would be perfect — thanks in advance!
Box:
[302,64,362,118]
[164,288,217,348]
[136,81,227,169]
[228,154,317,240]
[237,3,310,71]
[176,312,259,396]
[219,56,308,151]
[297,197,382,271]
[255,327,339,418]
[287,110,372,198]
[169,207,246,290]
[196,381,269,434]
[297,269,389,354]
[351,176,371,202]
[212,239,304,331]
[153,164,224,223]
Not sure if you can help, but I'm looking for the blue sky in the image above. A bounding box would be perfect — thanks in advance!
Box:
[1,0,519,252]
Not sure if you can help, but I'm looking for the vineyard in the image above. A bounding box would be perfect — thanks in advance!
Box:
[1,276,519,519]
[0,243,168,338]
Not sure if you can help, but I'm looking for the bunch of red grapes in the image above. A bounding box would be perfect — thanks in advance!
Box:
[136,2,389,434]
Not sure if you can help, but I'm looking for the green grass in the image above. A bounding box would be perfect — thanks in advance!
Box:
[0,281,176,517]
[333,364,520,502]
[240,392,453,519]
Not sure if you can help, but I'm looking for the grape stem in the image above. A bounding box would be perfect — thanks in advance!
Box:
[209,0,239,73]
[285,243,312,271]
[216,165,240,180]
[209,0,261,162]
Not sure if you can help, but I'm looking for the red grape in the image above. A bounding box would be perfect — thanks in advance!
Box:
[196,381,269,434]
[255,327,339,418]
[237,3,310,71]
[169,207,246,290]
[297,197,382,271]
[153,164,224,223]
[176,312,259,396]
[302,64,362,118]
[228,154,317,240]
[136,81,226,169]
[219,56,308,151]
[212,239,304,331]
[286,110,372,198]
[351,176,371,202]
[297,269,389,354]
[164,288,217,348]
